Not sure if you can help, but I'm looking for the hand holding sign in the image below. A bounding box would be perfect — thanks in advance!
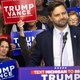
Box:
[17,20,25,31]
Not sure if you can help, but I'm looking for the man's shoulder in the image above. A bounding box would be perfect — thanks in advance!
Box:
[70,26,80,35]
[37,29,52,37]
[70,26,80,30]
[34,29,52,41]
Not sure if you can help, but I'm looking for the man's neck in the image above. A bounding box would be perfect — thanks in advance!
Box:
[56,27,66,31]
[54,25,68,32]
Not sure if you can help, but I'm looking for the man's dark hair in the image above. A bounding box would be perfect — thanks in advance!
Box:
[47,1,67,16]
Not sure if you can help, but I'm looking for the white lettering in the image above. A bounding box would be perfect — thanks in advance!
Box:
[29,4,34,9]
[41,75,48,80]
[65,74,73,80]
[14,38,18,43]
[74,74,80,80]
[49,74,55,80]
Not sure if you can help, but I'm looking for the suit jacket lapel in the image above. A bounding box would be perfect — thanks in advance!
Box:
[48,26,79,66]
[70,27,77,65]
[46,28,54,66]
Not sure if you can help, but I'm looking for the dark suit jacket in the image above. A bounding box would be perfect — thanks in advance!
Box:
[28,26,80,66]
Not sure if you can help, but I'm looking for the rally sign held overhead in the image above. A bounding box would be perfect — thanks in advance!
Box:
[11,29,44,56]
[1,0,37,24]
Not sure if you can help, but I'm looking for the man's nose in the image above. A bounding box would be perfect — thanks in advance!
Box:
[60,14,64,19]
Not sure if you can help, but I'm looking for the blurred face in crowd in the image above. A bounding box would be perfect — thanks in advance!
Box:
[68,14,79,26]
[49,5,68,29]
[0,4,3,20]
[55,0,65,2]
[27,21,37,27]
[36,0,43,6]
[0,41,9,58]
[0,4,4,33]
[0,4,2,14]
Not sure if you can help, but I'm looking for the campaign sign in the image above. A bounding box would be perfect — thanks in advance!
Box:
[11,29,44,56]
[19,66,80,80]
[1,0,37,24]
[67,6,80,16]
[0,60,18,80]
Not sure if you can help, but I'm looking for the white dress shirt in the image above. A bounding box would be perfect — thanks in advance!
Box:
[53,25,74,66]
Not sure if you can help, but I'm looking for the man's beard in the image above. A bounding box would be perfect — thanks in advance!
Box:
[54,19,68,28]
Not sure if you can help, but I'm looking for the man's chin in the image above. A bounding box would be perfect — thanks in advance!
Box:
[58,24,67,28]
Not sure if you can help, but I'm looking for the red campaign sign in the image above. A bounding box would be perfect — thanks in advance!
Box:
[1,0,37,24]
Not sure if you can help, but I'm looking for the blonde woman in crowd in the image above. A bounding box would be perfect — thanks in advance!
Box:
[68,11,80,27]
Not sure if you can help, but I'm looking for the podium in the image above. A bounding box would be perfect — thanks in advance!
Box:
[18,66,80,80]
[1,60,80,80]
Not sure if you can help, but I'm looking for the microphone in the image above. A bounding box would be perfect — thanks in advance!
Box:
[63,32,68,44]
[60,32,68,66]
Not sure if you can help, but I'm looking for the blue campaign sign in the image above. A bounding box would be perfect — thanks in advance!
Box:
[18,66,80,80]
[67,6,80,16]
[11,29,44,56]
[0,60,18,80]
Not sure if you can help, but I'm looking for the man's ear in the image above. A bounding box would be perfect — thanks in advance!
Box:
[48,16,52,22]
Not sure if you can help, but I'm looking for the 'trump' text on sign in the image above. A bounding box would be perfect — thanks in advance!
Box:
[1,0,37,24]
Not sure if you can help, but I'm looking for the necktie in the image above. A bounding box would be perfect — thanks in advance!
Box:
[60,32,64,51]
[60,32,68,66]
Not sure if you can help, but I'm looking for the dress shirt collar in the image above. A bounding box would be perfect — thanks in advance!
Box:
[54,24,70,35]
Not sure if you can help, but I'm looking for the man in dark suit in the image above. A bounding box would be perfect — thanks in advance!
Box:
[28,1,80,66]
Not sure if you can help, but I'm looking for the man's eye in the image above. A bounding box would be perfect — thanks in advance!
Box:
[62,12,66,15]
[55,14,59,17]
